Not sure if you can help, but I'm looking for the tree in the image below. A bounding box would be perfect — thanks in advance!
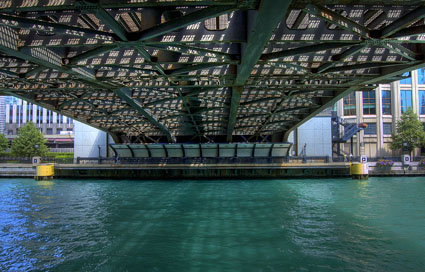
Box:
[11,122,49,157]
[390,108,425,156]
[0,134,9,155]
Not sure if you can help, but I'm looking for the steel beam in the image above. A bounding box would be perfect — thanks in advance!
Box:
[323,62,407,74]
[264,61,310,73]
[0,13,116,41]
[380,6,425,38]
[251,100,317,139]
[260,43,358,61]
[114,88,174,142]
[166,63,226,75]
[68,45,120,65]
[226,86,242,141]
[0,68,18,78]
[227,0,292,142]
[0,43,113,88]
[240,96,282,106]
[133,6,235,41]
[147,43,234,61]
[24,67,46,78]
[391,25,425,38]
[381,43,417,61]
[0,1,237,12]
[305,4,370,39]
[94,8,129,41]
[0,37,174,142]
[316,44,366,73]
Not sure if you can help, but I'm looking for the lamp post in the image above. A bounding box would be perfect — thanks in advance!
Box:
[403,142,408,152]
[403,142,410,157]
[33,144,40,165]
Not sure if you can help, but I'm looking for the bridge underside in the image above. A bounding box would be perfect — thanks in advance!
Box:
[0,0,424,143]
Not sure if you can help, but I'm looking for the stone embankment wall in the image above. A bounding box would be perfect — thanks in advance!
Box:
[0,164,35,177]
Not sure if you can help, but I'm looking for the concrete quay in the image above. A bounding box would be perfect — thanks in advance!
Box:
[52,162,350,179]
[0,164,35,177]
[1,161,425,179]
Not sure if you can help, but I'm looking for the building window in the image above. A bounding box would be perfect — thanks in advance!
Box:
[400,72,411,84]
[418,68,425,85]
[16,105,20,124]
[400,90,412,113]
[19,104,23,124]
[27,104,32,122]
[383,123,392,135]
[364,123,377,135]
[382,90,392,115]
[46,110,54,124]
[363,90,376,115]
[9,107,12,123]
[419,91,425,115]
[46,128,53,135]
[36,106,41,124]
[343,92,356,116]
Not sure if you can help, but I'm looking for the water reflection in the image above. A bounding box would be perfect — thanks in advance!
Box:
[356,180,370,199]
[36,180,55,189]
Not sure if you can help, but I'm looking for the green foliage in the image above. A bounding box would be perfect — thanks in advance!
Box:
[10,122,49,157]
[0,134,9,155]
[390,108,425,153]
[46,152,73,159]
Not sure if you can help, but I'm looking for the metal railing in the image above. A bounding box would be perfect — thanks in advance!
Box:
[367,157,402,162]
[73,156,334,165]
[49,148,74,153]
[0,155,417,165]
[0,157,32,163]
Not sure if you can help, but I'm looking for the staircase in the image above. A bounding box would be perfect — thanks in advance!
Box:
[336,123,364,143]
[331,111,365,156]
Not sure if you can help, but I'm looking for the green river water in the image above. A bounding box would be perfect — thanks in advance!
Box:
[0,177,425,271]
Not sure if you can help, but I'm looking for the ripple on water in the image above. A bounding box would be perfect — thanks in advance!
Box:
[0,177,424,271]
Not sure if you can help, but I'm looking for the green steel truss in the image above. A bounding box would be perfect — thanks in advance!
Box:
[0,0,424,143]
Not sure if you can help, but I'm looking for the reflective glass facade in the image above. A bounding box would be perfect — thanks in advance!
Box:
[382,90,391,115]
[400,90,412,113]
[343,93,356,116]
[363,90,376,115]
[400,72,412,84]
[419,91,425,115]
[418,68,425,84]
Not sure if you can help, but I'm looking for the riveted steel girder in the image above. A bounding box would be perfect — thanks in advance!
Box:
[227,0,293,141]
[0,1,424,143]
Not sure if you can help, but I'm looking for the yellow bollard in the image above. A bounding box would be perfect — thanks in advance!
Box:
[35,164,54,180]
[350,163,368,180]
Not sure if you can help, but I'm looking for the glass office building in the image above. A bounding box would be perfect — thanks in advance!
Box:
[335,69,425,157]
[2,98,74,151]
